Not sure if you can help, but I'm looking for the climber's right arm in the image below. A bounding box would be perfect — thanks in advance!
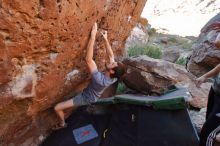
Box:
[86,22,98,73]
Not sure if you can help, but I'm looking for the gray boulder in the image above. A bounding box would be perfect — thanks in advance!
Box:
[123,56,211,108]
[187,12,220,76]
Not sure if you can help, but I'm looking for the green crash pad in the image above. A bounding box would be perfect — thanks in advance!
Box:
[95,88,189,110]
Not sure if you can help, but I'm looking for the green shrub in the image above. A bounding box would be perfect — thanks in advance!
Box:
[148,28,157,35]
[168,37,177,43]
[128,45,162,59]
[175,57,187,66]
[181,43,192,50]
[116,83,127,94]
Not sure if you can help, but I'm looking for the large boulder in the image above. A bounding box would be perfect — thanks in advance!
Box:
[123,55,211,108]
[162,47,181,63]
[0,0,147,145]
[187,12,220,77]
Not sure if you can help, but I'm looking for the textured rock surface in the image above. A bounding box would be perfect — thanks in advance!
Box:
[123,55,211,108]
[162,48,180,63]
[124,18,149,51]
[189,108,206,130]
[0,0,146,145]
[187,12,220,77]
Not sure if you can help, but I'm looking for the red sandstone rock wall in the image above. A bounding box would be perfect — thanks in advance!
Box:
[0,0,147,145]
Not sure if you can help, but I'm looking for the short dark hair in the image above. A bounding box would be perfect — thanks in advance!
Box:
[110,62,126,79]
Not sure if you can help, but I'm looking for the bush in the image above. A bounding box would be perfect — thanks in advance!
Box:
[168,37,177,43]
[128,45,162,59]
[181,43,192,50]
[175,57,187,66]
[148,28,157,35]
[116,83,127,94]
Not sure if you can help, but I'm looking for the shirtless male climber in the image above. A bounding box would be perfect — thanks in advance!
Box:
[53,22,126,129]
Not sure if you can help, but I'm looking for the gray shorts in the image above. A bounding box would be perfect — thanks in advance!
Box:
[72,93,90,106]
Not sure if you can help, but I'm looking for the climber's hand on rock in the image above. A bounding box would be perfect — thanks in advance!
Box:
[91,22,97,38]
[195,76,205,88]
[101,30,108,41]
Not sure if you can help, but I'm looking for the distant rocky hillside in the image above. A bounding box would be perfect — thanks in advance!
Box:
[125,23,196,65]
[142,0,220,36]
[146,0,219,15]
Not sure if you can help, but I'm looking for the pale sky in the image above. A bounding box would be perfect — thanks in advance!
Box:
[141,0,220,36]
